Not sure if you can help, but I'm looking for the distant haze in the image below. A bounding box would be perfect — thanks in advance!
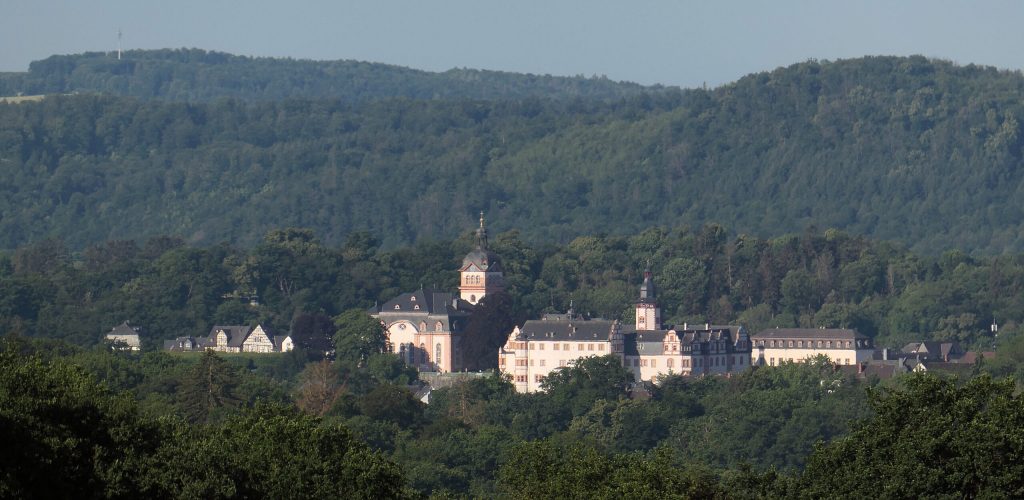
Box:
[4,1,1024,88]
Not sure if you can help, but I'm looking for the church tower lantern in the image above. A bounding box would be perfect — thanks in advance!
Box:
[459,212,504,305]
[635,262,661,331]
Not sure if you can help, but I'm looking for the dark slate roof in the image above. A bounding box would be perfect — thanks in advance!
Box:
[376,288,472,316]
[462,248,502,272]
[753,328,867,340]
[901,341,962,359]
[957,351,995,364]
[637,268,656,303]
[207,325,252,348]
[109,321,141,337]
[622,326,745,356]
[838,362,907,380]
[519,318,618,341]
[920,361,976,377]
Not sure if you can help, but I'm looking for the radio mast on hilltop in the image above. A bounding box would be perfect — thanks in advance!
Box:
[117,29,122,60]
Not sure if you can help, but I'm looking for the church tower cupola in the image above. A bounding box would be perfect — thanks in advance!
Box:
[635,261,661,331]
[459,212,504,305]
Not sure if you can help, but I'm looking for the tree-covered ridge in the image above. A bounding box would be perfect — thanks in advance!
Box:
[3,55,1024,252]
[6,225,1024,363]
[0,48,662,103]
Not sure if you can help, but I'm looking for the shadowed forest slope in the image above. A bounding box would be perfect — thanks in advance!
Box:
[1,55,1023,253]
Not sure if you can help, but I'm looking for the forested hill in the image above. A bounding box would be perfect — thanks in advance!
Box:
[0,49,662,102]
[2,55,1024,253]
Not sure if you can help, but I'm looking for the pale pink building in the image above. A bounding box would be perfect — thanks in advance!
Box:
[498,266,752,393]
[372,214,503,373]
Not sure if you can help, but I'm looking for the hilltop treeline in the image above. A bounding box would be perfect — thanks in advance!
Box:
[0,49,659,103]
[5,225,1024,358]
[3,55,1024,252]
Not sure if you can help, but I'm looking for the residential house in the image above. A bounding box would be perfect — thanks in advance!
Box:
[104,321,142,351]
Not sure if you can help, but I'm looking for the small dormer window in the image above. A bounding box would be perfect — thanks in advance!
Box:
[410,296,416,302]
[394,304,400,310]
[414,305,420,310]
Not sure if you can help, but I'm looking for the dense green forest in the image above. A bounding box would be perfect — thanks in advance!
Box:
[2,54,1024,252]
[5,225,1024,363]
[0,49,660,103]
[4,332,1023,497]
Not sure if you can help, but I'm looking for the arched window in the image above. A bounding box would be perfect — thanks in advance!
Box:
[419,343,426,364]
[435,321,444,332]
[435,343,443,369]
[419,321,427,331]
[470,295,476,303]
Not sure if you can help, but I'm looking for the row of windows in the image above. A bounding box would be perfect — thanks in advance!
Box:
[528,342,606,352]
[463,275,484,284]
[395,321,444,331]
[623,355,747,369]
[511,374,546,384]
[395,342,444,366]
[769,357,852,366]
[758,339,862,349]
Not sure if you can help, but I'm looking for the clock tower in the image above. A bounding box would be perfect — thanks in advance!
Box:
[459,213,504,305]
[635,263,661,331]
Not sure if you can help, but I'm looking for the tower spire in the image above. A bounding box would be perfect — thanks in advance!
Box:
[476,211,488,250]
[636,259,660,331]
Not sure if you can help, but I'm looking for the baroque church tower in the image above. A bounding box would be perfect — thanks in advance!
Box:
[635,262,661,331]
[459,212,504,305]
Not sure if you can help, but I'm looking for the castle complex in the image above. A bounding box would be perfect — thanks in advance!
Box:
[371,217,891,392]
[497,263,754,392]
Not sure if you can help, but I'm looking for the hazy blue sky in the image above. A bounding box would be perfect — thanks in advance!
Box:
[3,1,1024,88]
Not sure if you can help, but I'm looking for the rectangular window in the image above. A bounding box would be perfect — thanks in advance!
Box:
[652,359,657,368]
[529,344,534,350]
[539,359,546,367]
[578,344,585,351]
[770,357,775,366]
[529,359,534,366]
[554,343,560,351]
[539,343,545,350]
[642,359,648,367]
[598,344,605,351]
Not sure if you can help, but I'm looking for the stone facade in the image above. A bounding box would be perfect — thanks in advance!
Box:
[750,328,874,366]
[371,215,501,373]
[373,289,472,372]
